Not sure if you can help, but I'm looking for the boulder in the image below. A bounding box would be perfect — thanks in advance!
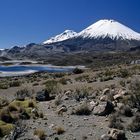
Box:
[113,89,127,100]
[93,101,114,116]
[36,90,55,101]
[89,101,98,110]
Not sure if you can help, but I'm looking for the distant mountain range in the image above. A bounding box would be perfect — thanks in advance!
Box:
[1,19,140,59]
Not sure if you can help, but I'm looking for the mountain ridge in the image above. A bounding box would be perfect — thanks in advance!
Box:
[1,19,140,59]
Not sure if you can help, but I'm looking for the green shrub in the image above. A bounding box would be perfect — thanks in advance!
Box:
[0,120,14,137]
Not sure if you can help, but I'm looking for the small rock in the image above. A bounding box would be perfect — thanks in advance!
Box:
[65,90,72,95]
[101,134,111,140]
[84,118,88,121]
[108,129,127,140]
[102,88,110,95]
[57,105,67,115]
[100,95,108,101]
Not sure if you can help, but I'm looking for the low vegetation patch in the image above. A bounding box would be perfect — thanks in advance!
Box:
[45,80,60,95]
[55,126,65,135]
[34,129,46,140]
[128,113,140,132]
[108,113,124,130]
[73,102,91,115]
[0,120,14,137]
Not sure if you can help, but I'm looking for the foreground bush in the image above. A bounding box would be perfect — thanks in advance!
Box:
[0,120,14,137]
[0,99,37,123]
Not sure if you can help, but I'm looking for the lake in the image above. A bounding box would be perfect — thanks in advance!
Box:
[0,65,74,77]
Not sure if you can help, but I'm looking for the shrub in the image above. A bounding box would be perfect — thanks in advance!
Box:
[59,78,68,85]
[9,100,36,109]
[128,114,140,132]
[104,69,115,77]
[34,129,46,140]
[118,69,130,78]
[73,68,83,74]
[119,105,133,117]
[129,78,140,108]
[0,120,14,137]
[9,80,21,87]
[33,82,39,86]
[0,108,14,123]
[120,80,126,87]
[74,102,91,115]
[54,95,62,106]
[75,75,89,82]
[55,126,65,135]
[45,80,60,95]
[74,88,89,102]
[15,89,31,101]
[0,83,9,89]
[108,113,124,130]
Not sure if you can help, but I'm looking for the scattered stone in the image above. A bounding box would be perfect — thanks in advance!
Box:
[102,88,110,95]
[101,134,111,140]
[65,90,72,95]
[100,95,108,101]
[101,129,127,140]
[113,89,127,100]
[108,129,127,140]
[57,105,67,115]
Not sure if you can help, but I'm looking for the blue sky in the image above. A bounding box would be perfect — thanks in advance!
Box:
[0,0,140,48]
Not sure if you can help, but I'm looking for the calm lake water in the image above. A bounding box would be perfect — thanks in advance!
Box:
[0,65,74,77]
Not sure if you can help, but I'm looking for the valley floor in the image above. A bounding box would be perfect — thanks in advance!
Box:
[0,64,140,140]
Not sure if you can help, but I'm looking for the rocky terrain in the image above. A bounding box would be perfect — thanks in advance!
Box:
[0,64,140,140]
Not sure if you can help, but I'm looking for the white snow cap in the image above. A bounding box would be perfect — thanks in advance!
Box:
[78,19,140,40]
[43,30,77,44]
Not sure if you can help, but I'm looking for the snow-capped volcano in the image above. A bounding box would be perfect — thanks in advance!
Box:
[43,30,77,44]
[78,19,140,40]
